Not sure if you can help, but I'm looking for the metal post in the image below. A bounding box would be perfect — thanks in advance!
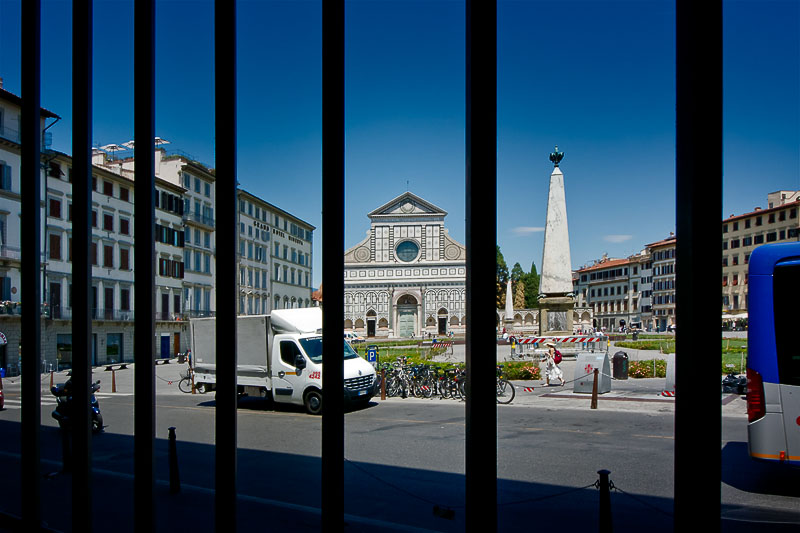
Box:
[591,369,599,409]
[20,1,42,527]
[597,469,613,533]
[134,0,156,529]
[465,1,497,531]
[168,427,181,494]
[675,1,722,530]
[381,369,386,400]
[71,1,94,530]
[215,1,239,529]
[322,0,345,530]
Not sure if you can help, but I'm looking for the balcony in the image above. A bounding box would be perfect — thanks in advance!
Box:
[183,212,215,228]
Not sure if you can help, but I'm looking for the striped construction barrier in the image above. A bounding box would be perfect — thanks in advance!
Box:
[431,342,453,348]
[661,390,675,397]
[523,387,535,393]
[517,337,606,344]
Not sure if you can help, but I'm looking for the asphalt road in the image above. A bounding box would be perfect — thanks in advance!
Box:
[0,365,798,532]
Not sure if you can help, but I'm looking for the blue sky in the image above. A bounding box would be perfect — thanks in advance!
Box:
[1,0,798,285]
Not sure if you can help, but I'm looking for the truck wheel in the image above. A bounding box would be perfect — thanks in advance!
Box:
[304,389,322,415]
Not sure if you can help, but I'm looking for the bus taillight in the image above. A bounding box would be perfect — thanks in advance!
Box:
[747,367,765,423]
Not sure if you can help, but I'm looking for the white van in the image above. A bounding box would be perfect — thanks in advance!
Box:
[190,308,378,414]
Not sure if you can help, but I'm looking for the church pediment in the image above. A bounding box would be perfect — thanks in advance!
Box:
[368,192,447,220]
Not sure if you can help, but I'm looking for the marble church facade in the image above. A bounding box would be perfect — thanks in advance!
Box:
[344,192,466,338]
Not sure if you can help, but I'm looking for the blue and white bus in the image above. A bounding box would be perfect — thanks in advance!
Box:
[747,242,800,465]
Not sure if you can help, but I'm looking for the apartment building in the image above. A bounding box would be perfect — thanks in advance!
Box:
[722,191,800,314]
[646,234,676,332]
[0,87,315,375]
[574,251,650,332]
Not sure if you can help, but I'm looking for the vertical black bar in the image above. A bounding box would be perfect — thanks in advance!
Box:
[465,1,497,531]
[72,1,93,530]
[674,1,722,531]
[134,0,156,530]
[20,0,42,528]
[215,1,238,530]
[322,0,345,530]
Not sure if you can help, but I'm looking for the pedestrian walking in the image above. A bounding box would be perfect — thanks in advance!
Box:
[542,342,565,386]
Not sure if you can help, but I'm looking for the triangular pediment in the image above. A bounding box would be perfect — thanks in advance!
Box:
[367,192,447,219]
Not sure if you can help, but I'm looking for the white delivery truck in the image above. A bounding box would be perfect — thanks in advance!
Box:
[189,308,378,414]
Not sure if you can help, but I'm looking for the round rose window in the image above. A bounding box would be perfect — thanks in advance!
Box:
[395,240,419,262]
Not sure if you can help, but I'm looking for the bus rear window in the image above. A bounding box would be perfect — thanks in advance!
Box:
[773,264,800,386]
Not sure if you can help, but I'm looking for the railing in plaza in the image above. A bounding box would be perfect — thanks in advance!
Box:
[13,1,723,532]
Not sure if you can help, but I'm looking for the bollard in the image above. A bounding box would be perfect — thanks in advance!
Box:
[597,469,613,533]
[50,371,54,389]
[191,370,196,394]
[168,427,181,494]
[111,369,117,393]
[381,369,386,400]
[591,369,599,409]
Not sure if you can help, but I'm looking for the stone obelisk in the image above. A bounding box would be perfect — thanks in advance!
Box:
[504,279,514,328]
[538,146,575,335]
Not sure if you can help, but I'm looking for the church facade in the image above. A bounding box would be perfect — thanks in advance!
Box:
[344,192,466,338]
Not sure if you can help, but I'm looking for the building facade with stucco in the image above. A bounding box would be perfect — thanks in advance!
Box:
[344,192,466,338]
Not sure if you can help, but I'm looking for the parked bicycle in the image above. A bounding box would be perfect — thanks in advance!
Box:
[496,365,515,404]
[178,367,204,393]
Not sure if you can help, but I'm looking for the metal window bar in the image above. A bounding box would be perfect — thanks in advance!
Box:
[322,0,346,531]
[11,1,724,531]
[134,0,157,530]
[20,0,42,529]
[71,1,94,530]
[465,1,498,531]
[674,1,722,530]
[215,1,239,530]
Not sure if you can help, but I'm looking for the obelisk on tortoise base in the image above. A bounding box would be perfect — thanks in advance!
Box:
[538,146,575,336]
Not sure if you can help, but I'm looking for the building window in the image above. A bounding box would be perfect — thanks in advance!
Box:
[120,218,130,235]
[91,242,98,266]
[92,210,97,228]
[768,213,775,224]
[732,255,738,266]
[767,232,777,242]
[103,180,113,196]
[49,234,61,260]
[745,219,751,229]
[732,221,738,231]
[119,187,129,202]
[120,288,130,311]
[49,198,61,218]
[103,213,114,232]
[204,182,210,197]
[0,161,12,190]
[779,210,786,221]
[756,216,762,226]
[103,245,114,268]
[120,248,130,270]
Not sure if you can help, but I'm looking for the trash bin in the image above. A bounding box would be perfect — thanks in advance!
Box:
[632,331,639,341]
[612,351,629,380]
[573,353,611,394]
[178,352,186,364]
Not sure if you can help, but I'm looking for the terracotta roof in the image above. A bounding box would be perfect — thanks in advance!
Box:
[0,88,60,119]
[645,236,676,249]
[722,199,800,223]
[577,257,630,273]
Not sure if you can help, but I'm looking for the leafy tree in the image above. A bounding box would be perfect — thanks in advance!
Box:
[497,246,509,308]
[514,279,526,309]
[510,262,525,283]
[524,261,540,308]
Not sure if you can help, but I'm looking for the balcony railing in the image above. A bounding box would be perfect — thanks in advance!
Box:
[182,212,215,228]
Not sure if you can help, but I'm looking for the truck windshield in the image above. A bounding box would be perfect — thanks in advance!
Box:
[298,337,360,364]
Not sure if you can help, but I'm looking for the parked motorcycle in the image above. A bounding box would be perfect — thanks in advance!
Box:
[51,379,104,434]
[721,367,747,395]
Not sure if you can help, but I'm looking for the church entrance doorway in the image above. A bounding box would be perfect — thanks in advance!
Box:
[437,308,448,335]
[396,295,418,338]
[366,310,377,337]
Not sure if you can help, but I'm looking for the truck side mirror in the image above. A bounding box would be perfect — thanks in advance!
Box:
[294,354,306,370]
